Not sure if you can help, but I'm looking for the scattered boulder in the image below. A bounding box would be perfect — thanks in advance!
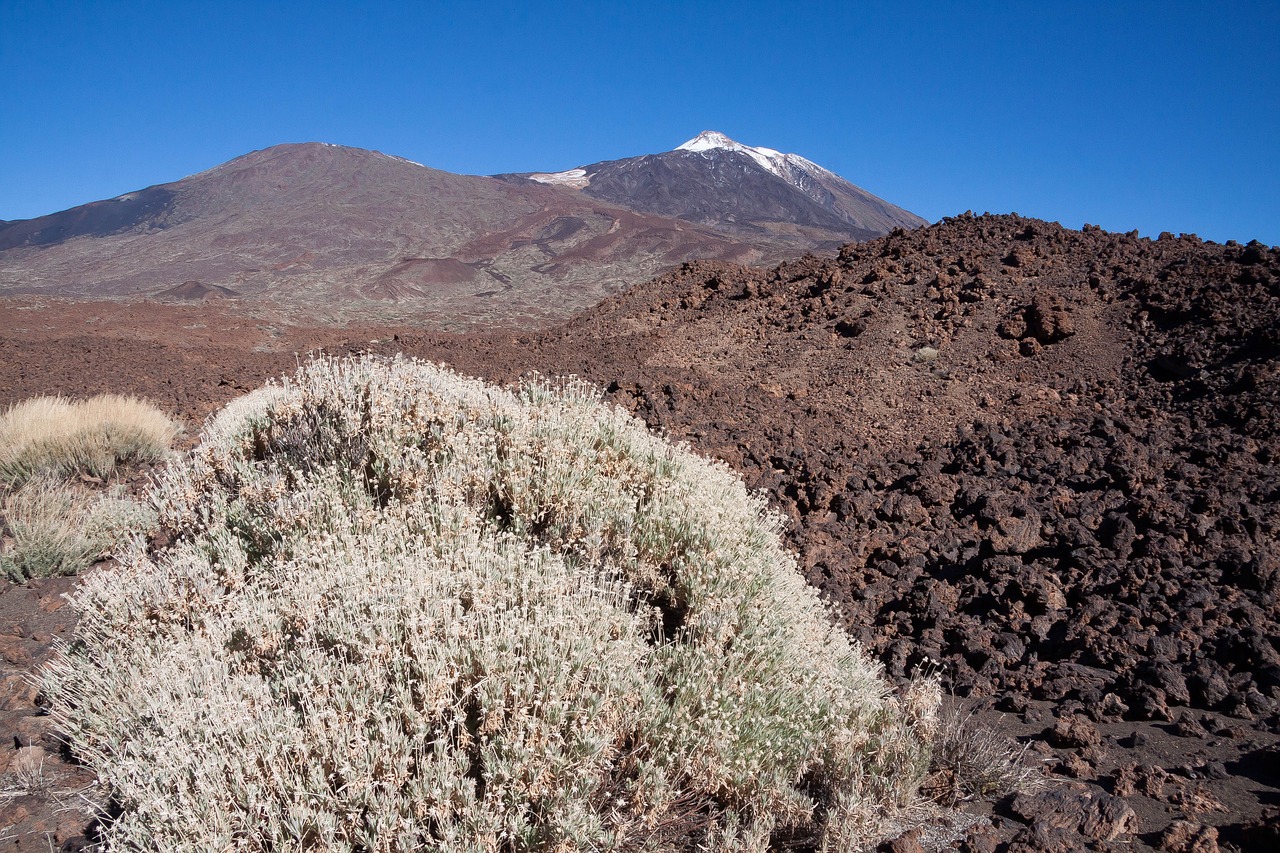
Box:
[877,827,924,853]
[1050,715,1101,749]
[1004,787,1136,844]
[1026,293,1076,343]
[1158,820,1219,853]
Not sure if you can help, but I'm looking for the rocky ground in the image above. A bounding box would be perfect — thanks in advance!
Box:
[1,214,1277,850]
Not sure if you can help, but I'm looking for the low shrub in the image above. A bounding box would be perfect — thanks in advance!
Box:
[924,707,1045,805]
[1,478,157,582]
[0,394,180,487]
[46,356,940,852]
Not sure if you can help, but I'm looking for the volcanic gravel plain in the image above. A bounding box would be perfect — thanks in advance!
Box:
[1,214,1277,851]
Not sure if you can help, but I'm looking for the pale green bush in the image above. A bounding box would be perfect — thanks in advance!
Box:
[1,478,157,581]
[0,394,180,487]
[45,355,940,852]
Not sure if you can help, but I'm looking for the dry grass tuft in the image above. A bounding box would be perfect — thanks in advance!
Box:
[923,706,1046,805]
[0,394,179,487]
[1,477,157,581]
[45,355,943,852]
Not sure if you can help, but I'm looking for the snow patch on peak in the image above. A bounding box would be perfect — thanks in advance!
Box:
[780,152,833,177]
[675,130,793,179]
[674,131,847,207]
[378,151,427,168]
[677,131,742,152]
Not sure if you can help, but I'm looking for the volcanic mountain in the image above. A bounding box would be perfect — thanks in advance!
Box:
[0,143,769,327]
[503,130,926,249]
[0,137,925,327]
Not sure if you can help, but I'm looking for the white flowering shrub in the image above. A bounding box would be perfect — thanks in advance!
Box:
[45,356,939,852]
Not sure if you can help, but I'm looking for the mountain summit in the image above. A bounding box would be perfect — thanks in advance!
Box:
[675,130,825,182]
[509,131,926,248]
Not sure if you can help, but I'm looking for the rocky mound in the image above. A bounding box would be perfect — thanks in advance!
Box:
[153,280,239,301]
[405,215,1280,733]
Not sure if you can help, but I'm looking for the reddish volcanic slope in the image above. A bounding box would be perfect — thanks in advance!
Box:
[0,144,783,327]
[418,216,1279,721]
[413,215,1280,849]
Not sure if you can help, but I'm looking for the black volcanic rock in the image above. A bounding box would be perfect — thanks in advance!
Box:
[503,130,926,250]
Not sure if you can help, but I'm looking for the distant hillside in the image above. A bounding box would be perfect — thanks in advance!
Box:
[0,143,768,327]
[0,136,924,327]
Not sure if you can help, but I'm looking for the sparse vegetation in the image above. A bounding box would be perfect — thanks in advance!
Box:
[8,750,51,797]
[924,707,1045,805]
[912,346,939,363]
[1,477,157,582]
[45,355,941,852]
[0,394,179,488]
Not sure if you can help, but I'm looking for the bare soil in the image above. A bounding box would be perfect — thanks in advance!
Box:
[1,214,1277,851]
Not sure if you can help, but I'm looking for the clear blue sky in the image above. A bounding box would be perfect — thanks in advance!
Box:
[3,1,1277,244]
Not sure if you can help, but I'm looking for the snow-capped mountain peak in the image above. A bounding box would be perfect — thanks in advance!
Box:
[676,130,762,154]
[503,131,926,246]
[675,130,834,187]
[676,130,789,176]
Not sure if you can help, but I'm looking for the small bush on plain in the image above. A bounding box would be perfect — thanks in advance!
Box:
[0,394,180,487]
[1,478,157,581]
[46,356,940,852]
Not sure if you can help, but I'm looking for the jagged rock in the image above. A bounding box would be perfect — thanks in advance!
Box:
[1050,715,1102,749]
[1026,294,1076,343]
[877,827,924,853]
[1005,787,1136,843]
[0,635,32,666]
[834,316,867,338]
[1158,820,1219,853]
[1231,806,1280,849]
[977,493,1042,555]
[957,821,1000,853]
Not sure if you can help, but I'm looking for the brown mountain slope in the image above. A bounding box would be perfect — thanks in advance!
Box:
[0,143,783,327]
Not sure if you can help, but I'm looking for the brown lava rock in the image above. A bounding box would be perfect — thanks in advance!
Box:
[1158,820,1219,853]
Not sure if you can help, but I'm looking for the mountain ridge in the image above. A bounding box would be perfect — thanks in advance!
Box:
[0,142,765,326]
[503,130,926,248]
[0,136,926,326]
